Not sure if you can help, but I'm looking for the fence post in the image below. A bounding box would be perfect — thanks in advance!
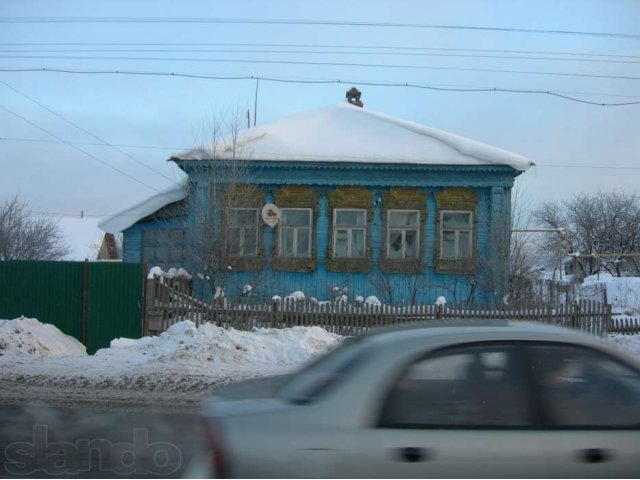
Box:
[140,261,148,336]
[81,258,89,347]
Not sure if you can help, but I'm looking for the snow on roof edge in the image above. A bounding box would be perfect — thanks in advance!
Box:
[170,103,534,171]
[98,176,189,234]
[349,105,534,171]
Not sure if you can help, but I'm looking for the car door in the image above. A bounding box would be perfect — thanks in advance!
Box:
[347,342,549,478]
[522,343,640,478]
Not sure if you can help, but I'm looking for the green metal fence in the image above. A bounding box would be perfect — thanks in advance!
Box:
[0,260,145,354]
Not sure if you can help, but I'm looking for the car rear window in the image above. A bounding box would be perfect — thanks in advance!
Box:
[278,337,371,404]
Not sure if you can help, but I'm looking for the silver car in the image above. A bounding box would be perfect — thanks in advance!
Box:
[189,321,640,478]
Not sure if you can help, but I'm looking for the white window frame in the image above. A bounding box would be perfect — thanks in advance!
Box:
[333,208,367,258]
[279,208,313,258]
[440,210,473,260]
[229,208,259,257]
[386,209,421,259]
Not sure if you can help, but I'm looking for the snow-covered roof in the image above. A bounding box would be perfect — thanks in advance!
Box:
[98,176,188,233]
[172,102,534,171]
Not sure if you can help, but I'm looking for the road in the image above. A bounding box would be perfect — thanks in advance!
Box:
[0,379,208,478]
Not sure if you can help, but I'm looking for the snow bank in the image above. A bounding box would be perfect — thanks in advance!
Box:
[95,321,340,368]
[580,274,640,315]
[0,318,341,393]
[605,334,640,358]
[0,317,87,361]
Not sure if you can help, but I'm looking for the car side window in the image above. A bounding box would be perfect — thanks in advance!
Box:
[379,344,534,428]
[527,344,640,428]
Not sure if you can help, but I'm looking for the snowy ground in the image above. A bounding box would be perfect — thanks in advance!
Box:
[1,316,639,413]
[0,317,340,413]
[580,273,640,316]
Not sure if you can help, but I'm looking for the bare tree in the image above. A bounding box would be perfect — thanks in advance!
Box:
[508,187,544,304]
[535,191,640,277]
[402,273,430,306]
[369,270,395,305]
[0,196,70,260]
[185,108,253,300]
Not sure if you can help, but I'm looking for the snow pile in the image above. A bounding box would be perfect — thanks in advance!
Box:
[580,274,640,315]
[0,318,342,394]
[0,317,87,361]
[365,296,381,307]
[285,291,306,302]
[605,334,640,358]
[147,266,192,281]
[95,321,340,368]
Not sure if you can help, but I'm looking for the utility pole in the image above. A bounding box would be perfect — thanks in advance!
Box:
[253,77,259,126]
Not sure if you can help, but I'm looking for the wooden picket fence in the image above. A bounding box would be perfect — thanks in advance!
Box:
[143,280,640,337]
[611,315,640,335]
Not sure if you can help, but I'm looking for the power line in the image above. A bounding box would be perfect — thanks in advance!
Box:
[3,55,640,81]
[2,138,638,171]
[1,68,639,106]
[1,42,637,60]
[534,164,640,171]
[0,80,181,186]
[2,48,639,64]
[2,17,639,40]
[2,67,637,99]
[0,104,161,192]
[0,137,185,150]
[31,211,155,218]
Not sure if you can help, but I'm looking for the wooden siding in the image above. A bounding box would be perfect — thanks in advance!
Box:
[124,161,516,305]
[123,218,185,267]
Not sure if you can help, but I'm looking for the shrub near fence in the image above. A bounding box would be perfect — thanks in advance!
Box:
[142,279,637,337]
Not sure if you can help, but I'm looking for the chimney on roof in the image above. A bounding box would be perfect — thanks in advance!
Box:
[346,87,364,108]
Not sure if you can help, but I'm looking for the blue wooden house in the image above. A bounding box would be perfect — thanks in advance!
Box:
[100,99,533,305]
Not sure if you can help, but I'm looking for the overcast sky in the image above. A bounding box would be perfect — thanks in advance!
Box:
[1,0,639,259]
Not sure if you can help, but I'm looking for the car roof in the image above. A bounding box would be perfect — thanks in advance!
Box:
[360,319,593,346]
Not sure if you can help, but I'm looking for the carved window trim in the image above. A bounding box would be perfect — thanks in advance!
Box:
[271,186,319,272]
[386,209,421,260]
[278,208,313,258]
[332,208,367,259]
[225,185,265,272]
[380,188,427,274]
[440,210,473,260]
[326,187,373,273]
[228,207,260,257]
[434,188,479,274]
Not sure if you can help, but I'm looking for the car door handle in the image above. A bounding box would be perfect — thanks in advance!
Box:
[395,447,431,463]
[577,448,613,464]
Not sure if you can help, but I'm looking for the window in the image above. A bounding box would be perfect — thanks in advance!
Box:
[229,208,259,257]
[280,208,312,258]
[527,344,640,427]
[333,209,366,258]
[379,344,533,428]
[278,337,372,404]
[441,211,473,260]
[142,229,185,265]
[387,210,420,259]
